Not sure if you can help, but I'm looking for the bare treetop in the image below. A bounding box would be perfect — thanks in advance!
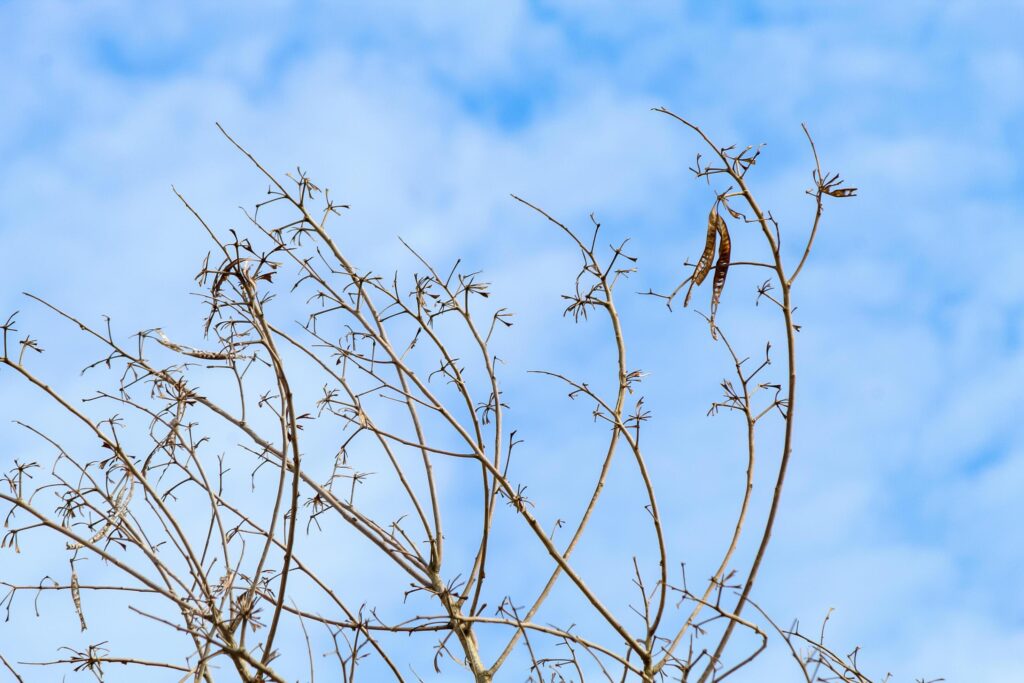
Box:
[0,111,900,683]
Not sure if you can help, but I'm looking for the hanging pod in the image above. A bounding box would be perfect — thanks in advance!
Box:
[708,207,731,339]
[684,204,731,338]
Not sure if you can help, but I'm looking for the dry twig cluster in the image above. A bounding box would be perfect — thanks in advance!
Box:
[0,112,881,682]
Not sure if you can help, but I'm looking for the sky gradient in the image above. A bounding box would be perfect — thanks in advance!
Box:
[2,2,1023,680]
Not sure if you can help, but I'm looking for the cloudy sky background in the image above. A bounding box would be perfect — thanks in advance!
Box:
[2,1,1023,680]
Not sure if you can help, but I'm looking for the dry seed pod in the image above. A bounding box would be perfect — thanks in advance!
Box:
[709,212,731,339]
[154,328,235,361]
[684,206,724,307]
[66,478,134,550]
[70,563,87,631]
[694,208,723,286]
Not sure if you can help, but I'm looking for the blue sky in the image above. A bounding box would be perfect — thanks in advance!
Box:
[1,1,1023,680]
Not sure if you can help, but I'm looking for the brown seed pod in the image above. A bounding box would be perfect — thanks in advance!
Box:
[684,206,724,308]
[694,207,722,287]
[709,211,731,339]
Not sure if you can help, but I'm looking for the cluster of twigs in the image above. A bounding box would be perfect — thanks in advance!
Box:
[0,111,871,682]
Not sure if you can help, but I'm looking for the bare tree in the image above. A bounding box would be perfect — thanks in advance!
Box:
[0,111,882,682]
